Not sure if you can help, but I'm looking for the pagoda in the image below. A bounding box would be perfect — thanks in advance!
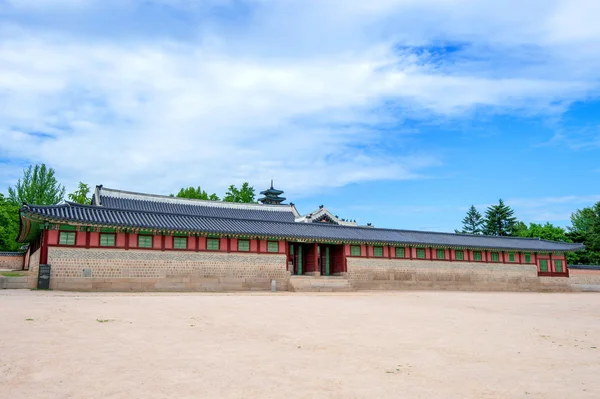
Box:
[258,180,286,205]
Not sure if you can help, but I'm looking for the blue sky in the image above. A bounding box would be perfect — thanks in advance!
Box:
[1,0,599,232]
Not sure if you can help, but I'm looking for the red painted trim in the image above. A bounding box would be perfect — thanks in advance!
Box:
[227,237,231,253]
[161,235,165,251]
[195,236,199,252]
[256,239,260,254]
[408,246,413,260]
[85,231,90,249]
[125,233,129,250]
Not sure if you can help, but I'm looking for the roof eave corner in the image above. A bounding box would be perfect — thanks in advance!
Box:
[93,184,103,206]
[290,203,301,218]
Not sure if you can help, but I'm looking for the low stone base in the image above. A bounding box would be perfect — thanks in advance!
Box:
[288,276,351,292]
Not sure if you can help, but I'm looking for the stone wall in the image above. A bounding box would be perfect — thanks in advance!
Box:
[568,269,600,291]
[27,248,41,289]
[46,247,289,291]
[346,258,571,292]
[0,253,24,270]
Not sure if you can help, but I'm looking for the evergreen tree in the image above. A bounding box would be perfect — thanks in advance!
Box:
[67,182,92,204]
[8,164,65,205]
[455,205,484,234]
[483,199,518,236]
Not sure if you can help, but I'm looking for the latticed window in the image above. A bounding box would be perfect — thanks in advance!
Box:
[395,247,405,258]
[207,238,220,251]
[455,250,464,261]
[539,259,549,272]
[508,252,515,262]
[173,237,187,249]
[473,251,482,261]
[351,245,361,256]
[436,249,445,259]
[373,246,383,257]
[138,235,153,248]
[237,239,250,251]
[100,233,115,247]
[59,231,76,245]
[267,241,279,253]
[416,249,426,259]
[491,252,499,262]
[524,253,531,263]
[554,260,563,273]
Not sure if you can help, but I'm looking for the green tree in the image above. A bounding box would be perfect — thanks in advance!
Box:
[0,194,22,251]
[514,222,570,242]
[223,182,256,203]
[568,202,600,265]
[455,205,484,234]
[8,164,65,205]
[171,186,220,201]
[483,199,518,236]
[67,182,92,204]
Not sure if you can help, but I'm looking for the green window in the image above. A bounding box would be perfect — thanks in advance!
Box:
[373,246,383,257]
[436,249,445,259]
[100,233,115,247]
[539,259,548,272]
[59,231,76,245]
[237,239,250,251]
[395,247,405,258]
[416,249,426,259]
[491,252,499,262]
[267,241,279,253]
[524,253,531,263]
[207,238,220,251]
[554,260,563,273]
[350,245,361,256]
[508,252,515,262]
[173,237,187,249]
[289,245,294,255]
[473,251,482,261]
[455,250,464,261]
[138,235,153,248]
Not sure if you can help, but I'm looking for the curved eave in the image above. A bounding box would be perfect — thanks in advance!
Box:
[17,209,43,243]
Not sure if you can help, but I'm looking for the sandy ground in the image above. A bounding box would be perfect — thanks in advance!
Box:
[1,291,599,399]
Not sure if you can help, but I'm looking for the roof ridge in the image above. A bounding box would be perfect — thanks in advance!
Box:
[98,187,294,211]
[22,202,584,247]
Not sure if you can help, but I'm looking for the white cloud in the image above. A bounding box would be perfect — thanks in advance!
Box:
[1,0,600,196]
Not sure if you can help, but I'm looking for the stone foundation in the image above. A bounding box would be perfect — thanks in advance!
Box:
[347,258,572,292]
[45,247,289,291]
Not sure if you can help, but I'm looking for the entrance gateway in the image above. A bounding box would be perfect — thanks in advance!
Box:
[288,243,345,276]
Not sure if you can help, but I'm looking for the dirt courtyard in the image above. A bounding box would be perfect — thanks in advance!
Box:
[1,291,598,399]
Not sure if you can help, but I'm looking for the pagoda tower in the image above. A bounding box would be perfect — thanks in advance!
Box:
[258,180,286,205]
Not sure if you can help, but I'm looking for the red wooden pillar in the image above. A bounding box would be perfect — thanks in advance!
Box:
[125,232,129,250]
[161,235,166,251]
[408,246,413,260]
[85,230,91,249]
[227,237,231,253]
[195,236,200,252]
[549,253,553,273]
[502,251,506,263]
[467,249,471,262]
[429,247,433,261]
[256,238,261,254]
[449,249,453,262]
[313,243,319,273]
[388,245,392,259]
[40,229,48,264]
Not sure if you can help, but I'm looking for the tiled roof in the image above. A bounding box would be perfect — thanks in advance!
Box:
[96,187,298,223]
[20,202,584,251]
[568,265,600,270]
[0,252,24,256]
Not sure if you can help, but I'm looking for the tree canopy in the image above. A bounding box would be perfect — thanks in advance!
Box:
[567,202,600,265]
[223,183,256,203]
[171,186,220,201]
[455,205,484,235]
[0,194,21,252]
[513,222,570,242]
[8,164,65,205]
[67,182,92,204]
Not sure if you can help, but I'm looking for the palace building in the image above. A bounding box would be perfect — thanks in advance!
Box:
[16,184,585,292]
